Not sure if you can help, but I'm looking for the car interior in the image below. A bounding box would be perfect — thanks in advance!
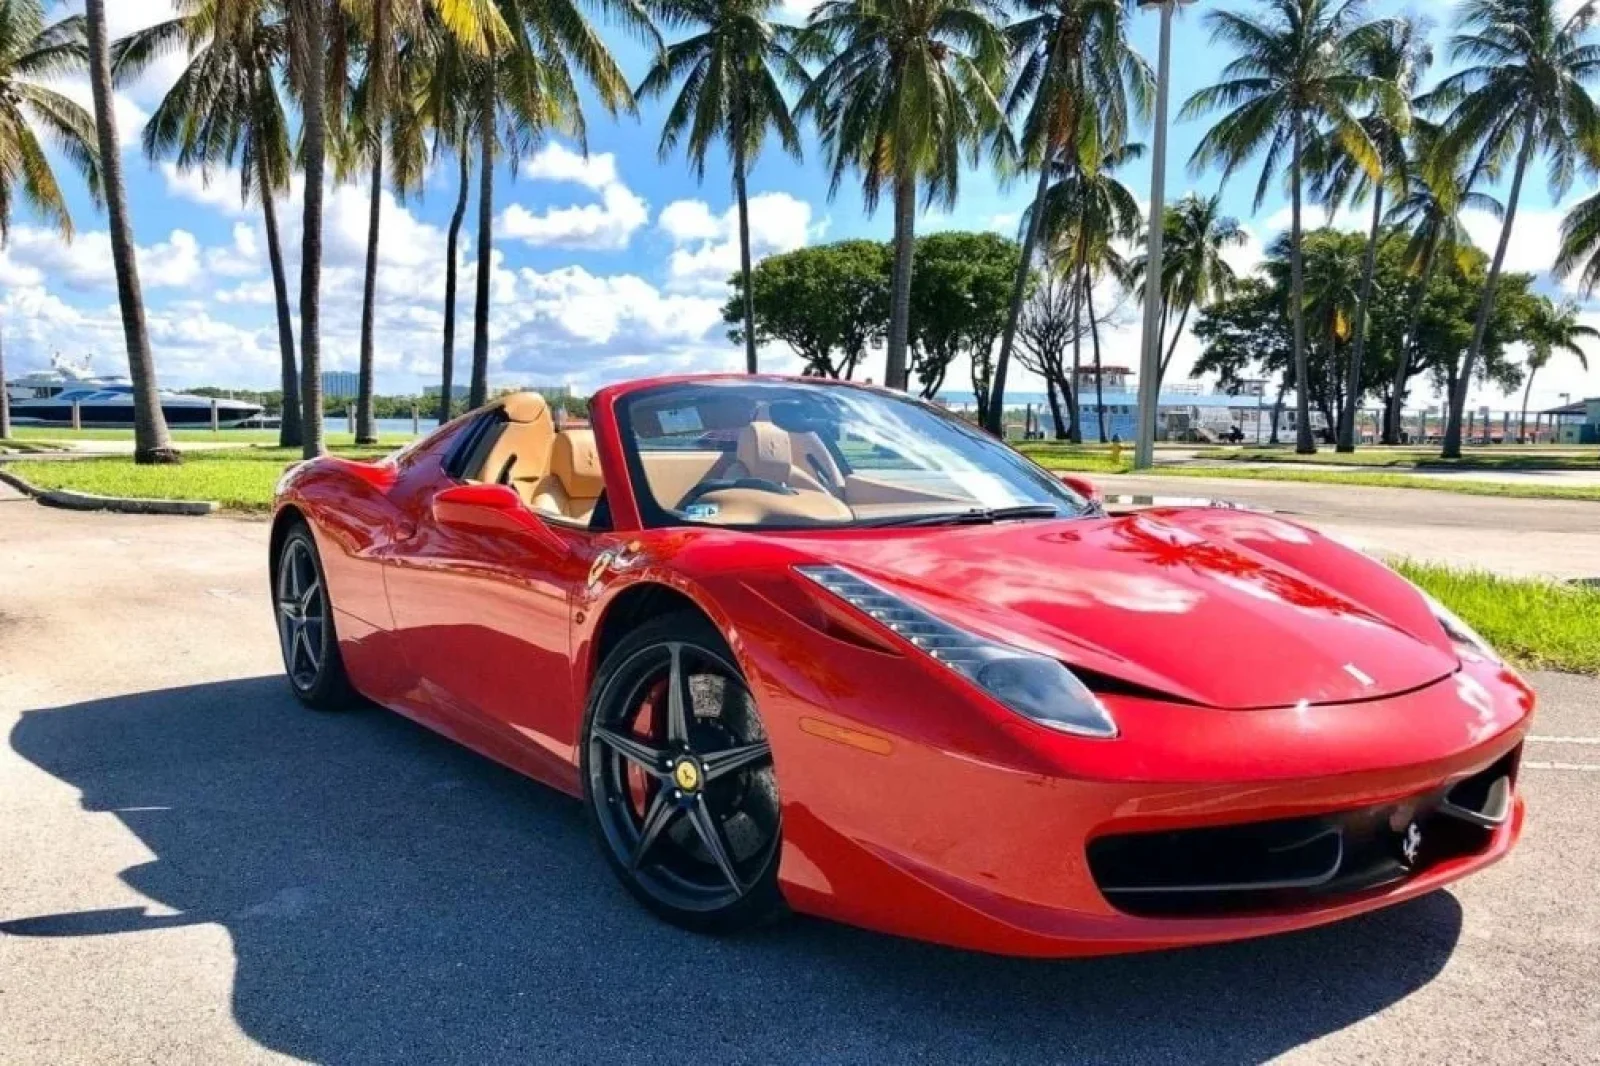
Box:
[454,389,988,529]
[458,393,607,527]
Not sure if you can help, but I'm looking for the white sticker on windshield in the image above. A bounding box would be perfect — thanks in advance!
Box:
[658,406,704,435]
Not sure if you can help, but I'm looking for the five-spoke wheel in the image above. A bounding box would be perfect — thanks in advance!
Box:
[273,523,353,709]
[583,614,784,932]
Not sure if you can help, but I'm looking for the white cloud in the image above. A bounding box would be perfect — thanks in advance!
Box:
[0,225,199,291]
[52,78,147,154]
[494,143,649,251]
[161,163,251,216]
[658,191,821,293]
[522,143,620,191]
[498,184,650,252]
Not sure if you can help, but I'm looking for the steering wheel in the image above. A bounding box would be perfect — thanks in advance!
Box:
[680,477,796,510]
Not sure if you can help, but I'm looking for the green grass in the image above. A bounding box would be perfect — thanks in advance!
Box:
[1194,446,1600,472]
[7,426,418,447]
[2,446,393,512]
[1018,446,1600,501]
[1392,561,1600,675]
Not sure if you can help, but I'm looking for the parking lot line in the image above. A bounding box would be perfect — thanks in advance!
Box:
[1527,735,1600,746]
[1523,761,1600,772]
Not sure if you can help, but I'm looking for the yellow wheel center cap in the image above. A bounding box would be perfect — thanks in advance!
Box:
[674,760,701,792]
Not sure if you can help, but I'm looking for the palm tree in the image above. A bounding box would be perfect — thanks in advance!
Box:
[1,2,101,240]
[0,0,99,449]
[347,1,508,443]
[85,0,176,464]
[1311,15,1427,452]
[115,0,305,449]
[466,0,653,409]
[800,0,1011,392]
[1430,0,1600,459]
[1182,0,1394,455]
[638,0,809,375]
[281,0,332,458]
[986,0,1152,436]
[407,24,476,425]
[1129,192,1246,395]
[1030,139,1143,442]
[1518,298,1596,441]
[1381,120,1500,443]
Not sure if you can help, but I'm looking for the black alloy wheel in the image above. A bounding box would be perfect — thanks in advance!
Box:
[582,612,784,933]
[273,524,354,710]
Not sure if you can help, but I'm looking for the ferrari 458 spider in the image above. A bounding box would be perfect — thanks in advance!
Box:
[270,375,1532,956]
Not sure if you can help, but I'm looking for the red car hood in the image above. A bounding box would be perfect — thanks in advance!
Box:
[779,510,1458,710]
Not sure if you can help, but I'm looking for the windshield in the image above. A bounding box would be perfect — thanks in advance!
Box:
[616,380,1089,529]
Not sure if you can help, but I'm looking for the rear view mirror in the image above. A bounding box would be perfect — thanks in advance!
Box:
[1059,475,1104,507]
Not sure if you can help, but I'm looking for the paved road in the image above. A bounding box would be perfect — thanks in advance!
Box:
[1096,474,1600,581]
[2,501,1598,1065]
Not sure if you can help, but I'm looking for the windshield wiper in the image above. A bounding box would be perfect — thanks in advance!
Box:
[864,505,1067,529]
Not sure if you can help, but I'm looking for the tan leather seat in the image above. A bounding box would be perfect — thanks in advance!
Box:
[789,430,845,494]
[532,430,605,524]
[732,422,828,494]
[474,394,556,503]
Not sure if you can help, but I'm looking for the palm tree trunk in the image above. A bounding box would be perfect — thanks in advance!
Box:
[885,166,916,392]
[356,150,382,444]
[1160,304,1190,388]
[85,0,175,464]
[732,99,758,375]
[470,77,495,410]
[1338,185,1385,452]
[1289,116,1315,456]
[1520,368,1537,445]
[1069,274,1083,444]
[1086,268,1107,443]
[1385,235,1441,444]
[1445,115,1537,460]
[257,138,301,450]
[440,142,471,426]
[296,0,328,459]
[988,32,1067,437]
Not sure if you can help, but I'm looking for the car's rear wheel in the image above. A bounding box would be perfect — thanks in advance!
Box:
[582,613,784,933]
[273,524,354,710]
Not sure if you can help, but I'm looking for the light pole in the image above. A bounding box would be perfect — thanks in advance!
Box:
[1134,0,1195,470]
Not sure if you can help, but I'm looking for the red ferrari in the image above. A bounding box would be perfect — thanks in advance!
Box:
[270,375,1532,956]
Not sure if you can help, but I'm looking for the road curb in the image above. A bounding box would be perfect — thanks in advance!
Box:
[0,467,219,516]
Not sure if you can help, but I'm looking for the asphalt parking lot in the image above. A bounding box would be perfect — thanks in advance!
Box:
[2,495,1598,1065]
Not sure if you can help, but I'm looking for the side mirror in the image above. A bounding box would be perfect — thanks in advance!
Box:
[1059,474,1103,507]
[432,483,532,534]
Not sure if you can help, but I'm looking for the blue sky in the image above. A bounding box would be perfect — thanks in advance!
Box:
[2,0,1597,413]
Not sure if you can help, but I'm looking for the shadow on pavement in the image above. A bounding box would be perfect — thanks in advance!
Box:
[6,679,1462,1065]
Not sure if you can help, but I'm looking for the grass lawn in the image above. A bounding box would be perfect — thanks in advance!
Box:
[1194,446,1600,472]
[1392,562,1600,675]
[2,446,392,512]
[7,426,419,447]
[1019,447,1600,501]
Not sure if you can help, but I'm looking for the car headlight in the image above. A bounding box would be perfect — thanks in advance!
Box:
[1420,590,1500,663]
[796,565,1118,739]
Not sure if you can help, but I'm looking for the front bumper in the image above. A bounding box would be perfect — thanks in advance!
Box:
[761,645,1534,958]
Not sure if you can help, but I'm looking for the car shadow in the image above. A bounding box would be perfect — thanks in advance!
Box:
[6,679,1463,1065]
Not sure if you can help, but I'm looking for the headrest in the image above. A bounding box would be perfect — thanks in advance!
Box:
[551,430,604,499]
[737,422,793,483]
[498,392,552,426]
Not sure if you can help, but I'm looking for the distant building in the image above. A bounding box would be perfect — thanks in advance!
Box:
[321,370,359,399]
[500,384,573,405]
[1546,398,1600,444]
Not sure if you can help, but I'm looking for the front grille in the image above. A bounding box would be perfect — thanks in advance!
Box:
[1087,748,1519,918]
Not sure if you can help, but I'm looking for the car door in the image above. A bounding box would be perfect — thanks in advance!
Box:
[379,422,602,786]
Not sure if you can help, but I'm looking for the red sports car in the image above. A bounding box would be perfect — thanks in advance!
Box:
[269,375,1532,956]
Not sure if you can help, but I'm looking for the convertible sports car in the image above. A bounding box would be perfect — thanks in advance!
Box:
[270,375,1533,956]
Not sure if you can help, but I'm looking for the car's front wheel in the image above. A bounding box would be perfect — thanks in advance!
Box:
[582,613,784,933]
[273,523,354,710]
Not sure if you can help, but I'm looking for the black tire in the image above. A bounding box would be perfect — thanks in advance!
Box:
[581,611,785,934]
[272,523,355,711]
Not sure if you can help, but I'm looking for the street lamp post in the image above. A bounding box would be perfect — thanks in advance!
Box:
[1134,0,1194,470]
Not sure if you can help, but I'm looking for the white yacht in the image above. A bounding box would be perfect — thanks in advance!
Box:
[5,355,262,428]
